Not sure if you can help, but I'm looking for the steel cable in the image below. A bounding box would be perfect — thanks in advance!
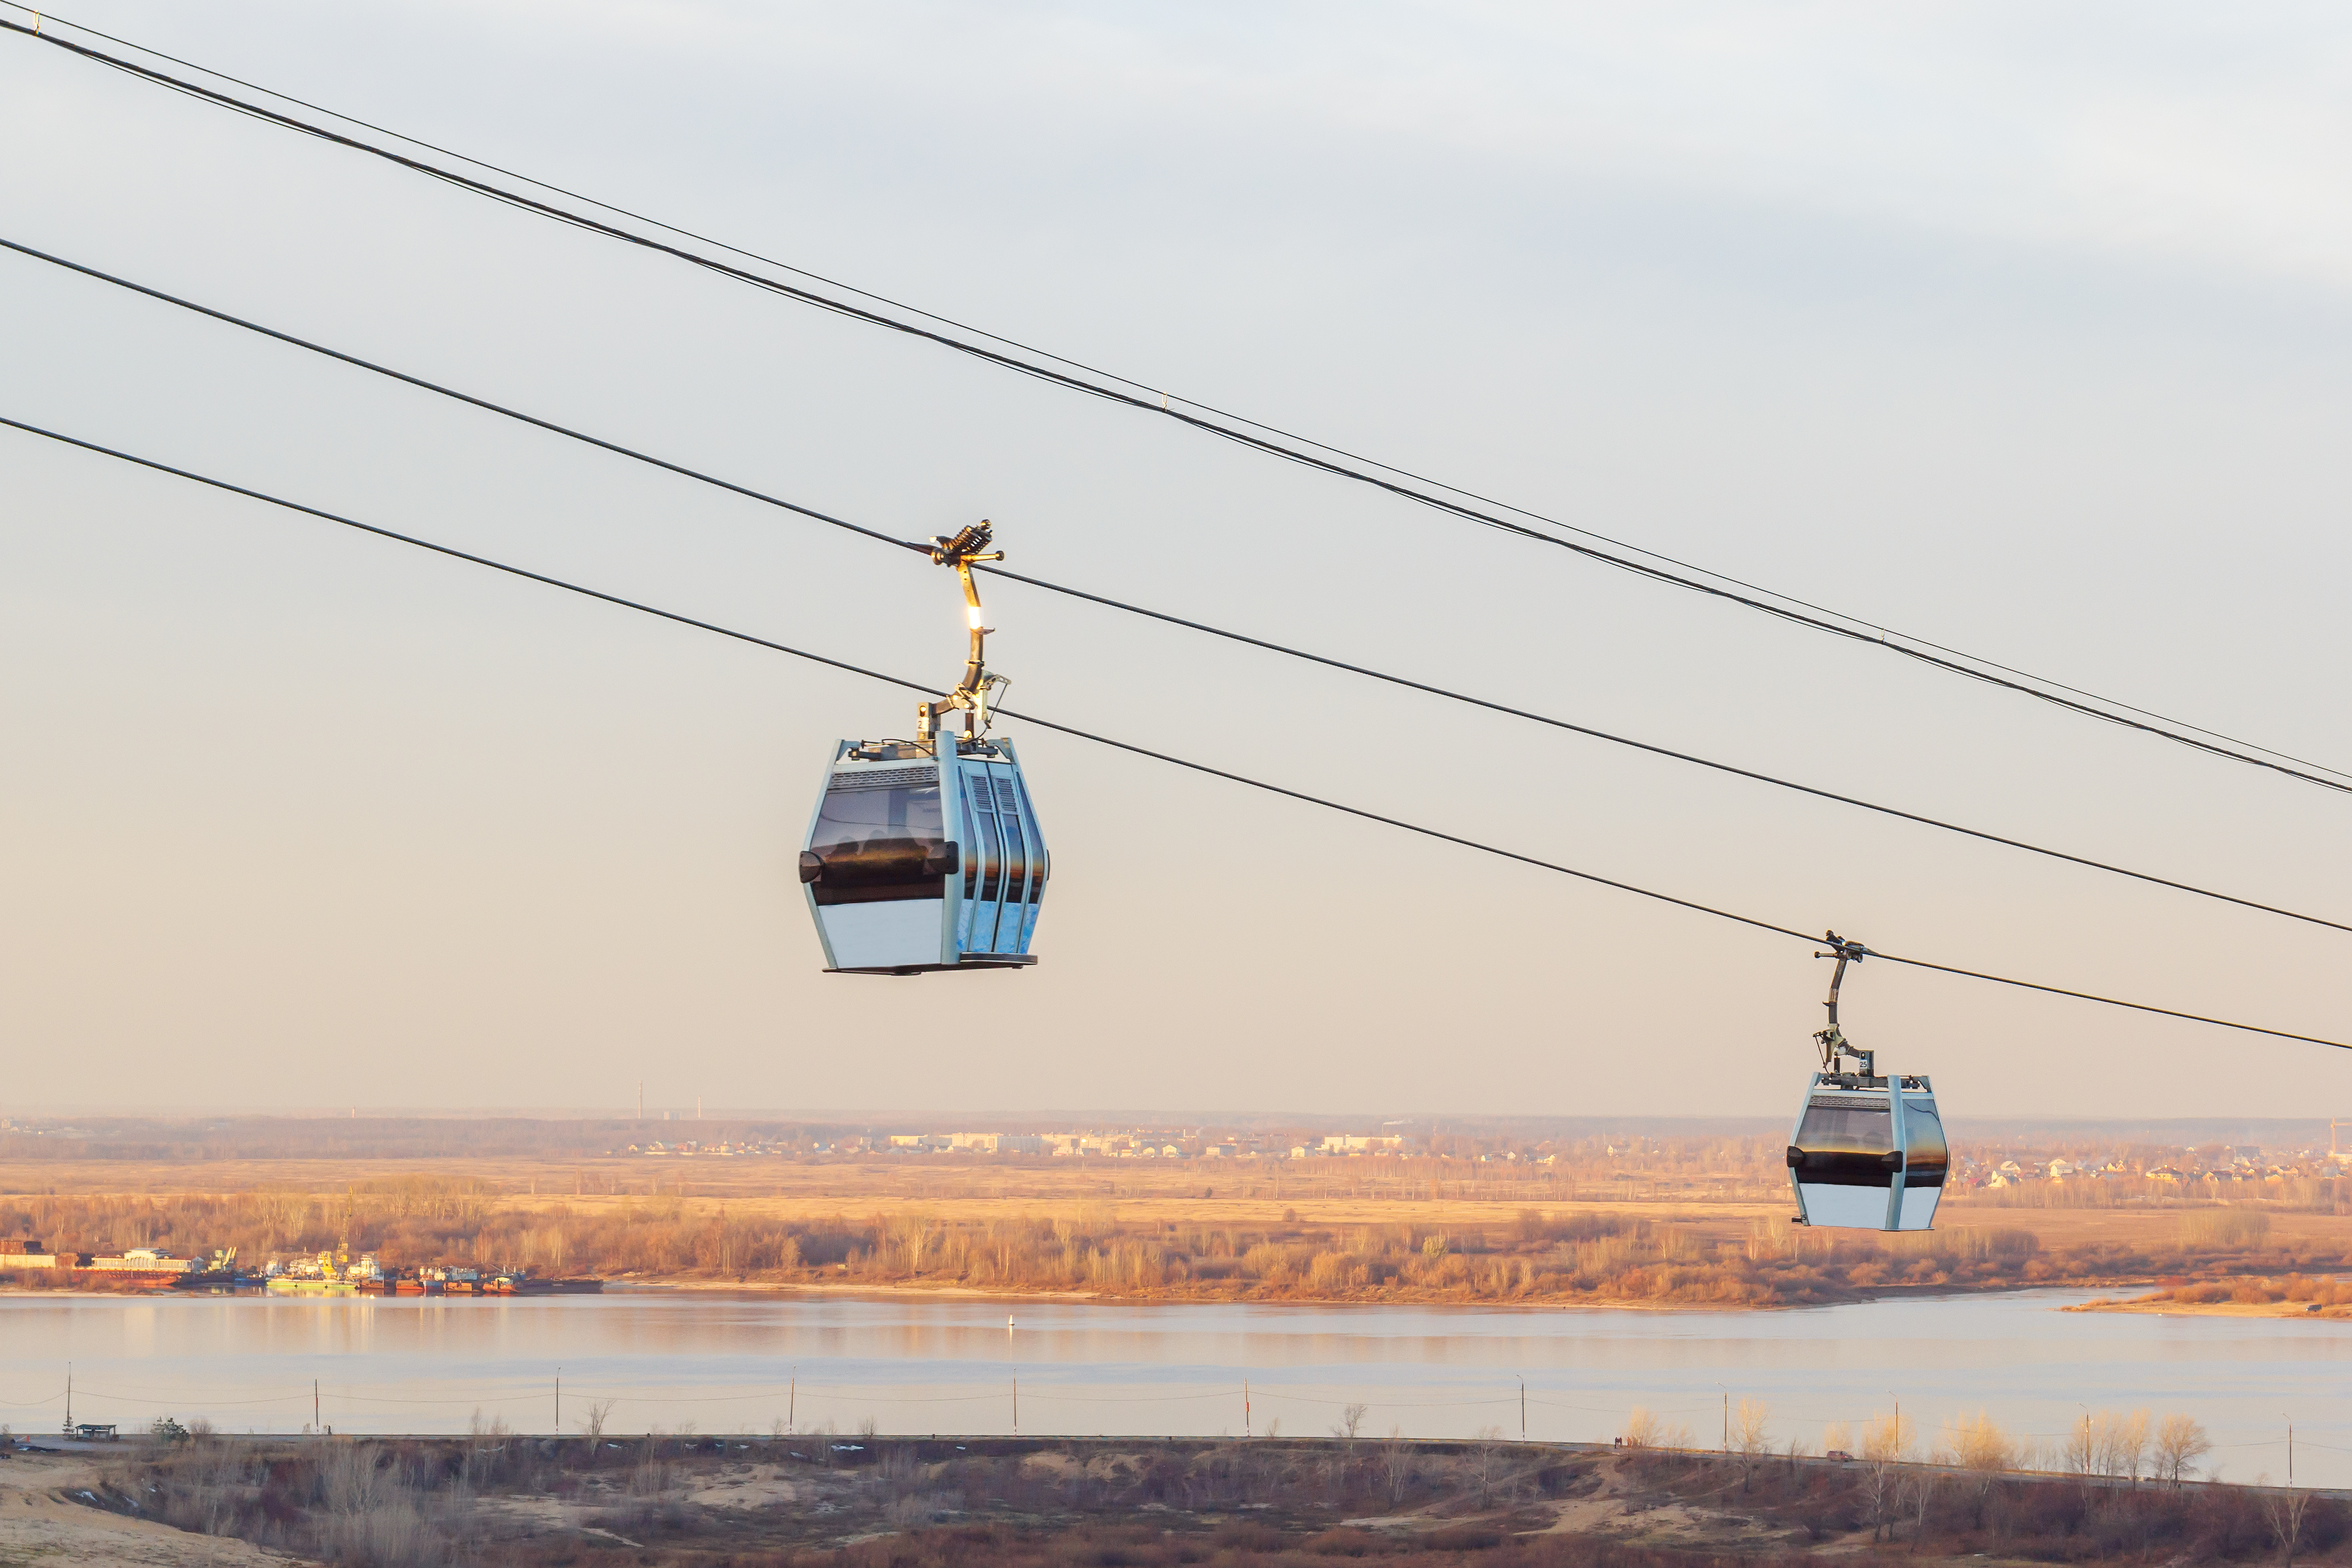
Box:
[3,235,2342,936]
[3,12,2347,795]
[5,412,2344,1052]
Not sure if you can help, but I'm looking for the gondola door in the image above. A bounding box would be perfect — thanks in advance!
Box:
[955,741,1048,961]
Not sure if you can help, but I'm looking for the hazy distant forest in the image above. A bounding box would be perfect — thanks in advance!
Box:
[5,1166,2348,1307]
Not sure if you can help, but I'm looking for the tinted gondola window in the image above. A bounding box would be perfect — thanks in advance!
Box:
[1791,1095,1897,1187]
[1902,1099,1950,1186]
[806,769,948,905]
[1795,1097,1893,1155]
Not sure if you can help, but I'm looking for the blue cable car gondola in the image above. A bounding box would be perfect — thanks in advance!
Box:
[1786,934,1947,1231]
[798,523,1048,975]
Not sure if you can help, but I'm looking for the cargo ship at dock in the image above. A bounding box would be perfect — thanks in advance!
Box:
[260,1243,599,1296]
[3,1237,598,1294]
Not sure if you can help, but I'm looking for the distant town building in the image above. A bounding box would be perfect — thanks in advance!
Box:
[948,1133,1046,1154]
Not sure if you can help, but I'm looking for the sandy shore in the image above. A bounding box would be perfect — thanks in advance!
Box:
[0,1448,316,1565]
[2063,1295,2351,1319]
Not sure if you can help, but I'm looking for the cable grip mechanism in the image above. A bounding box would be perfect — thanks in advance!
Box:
[1813,929,1876,1078]
[916,520,1008,745]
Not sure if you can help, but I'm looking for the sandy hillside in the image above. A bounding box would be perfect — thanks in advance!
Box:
[0,1449,314,1566]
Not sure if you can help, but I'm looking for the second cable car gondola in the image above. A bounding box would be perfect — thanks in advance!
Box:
[797,522,1049,975]
[1785,933,1948,1231]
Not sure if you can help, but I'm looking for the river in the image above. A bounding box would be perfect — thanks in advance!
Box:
[2,1288,2344,1485]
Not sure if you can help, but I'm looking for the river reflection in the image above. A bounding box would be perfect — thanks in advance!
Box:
[1,1290,2343,1483]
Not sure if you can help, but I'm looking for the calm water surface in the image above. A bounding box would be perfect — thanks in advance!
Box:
[2,1290,2343,1483]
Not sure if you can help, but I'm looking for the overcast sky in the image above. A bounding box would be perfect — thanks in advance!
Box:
[2,2,2347,1120]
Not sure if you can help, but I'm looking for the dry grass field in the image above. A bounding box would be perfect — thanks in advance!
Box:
[1,1148,2341,1252]
[56,1426,2352,1568]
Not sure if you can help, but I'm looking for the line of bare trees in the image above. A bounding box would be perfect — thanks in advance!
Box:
[5,1190,2348,1308]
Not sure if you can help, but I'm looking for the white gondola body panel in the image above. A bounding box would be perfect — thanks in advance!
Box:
[799,738,1047,975]
[1785,1074,1946,1232]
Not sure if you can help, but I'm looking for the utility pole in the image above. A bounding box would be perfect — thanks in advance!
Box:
[1719,1384,1729,1452]
[2286,1415,2294,1485]
[555,1368,561,1434]
[1012,1372,1019,1437]
[61,1363,70,1437]
[314,1379,321,1435]
[1520,1376,1527,1443]
[1244,1379,1251,1439]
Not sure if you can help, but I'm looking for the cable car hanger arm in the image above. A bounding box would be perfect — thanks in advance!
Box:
[5,411,2346,1053]
[1814,932,1874,1077]
[917,522,1006,742]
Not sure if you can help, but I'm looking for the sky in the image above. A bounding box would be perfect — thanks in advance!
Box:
[1,1,2347,1119]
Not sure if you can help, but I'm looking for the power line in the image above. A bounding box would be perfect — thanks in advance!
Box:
[5,235,2343,938]
[4,11,2346,797]
[5,411,2343,1053]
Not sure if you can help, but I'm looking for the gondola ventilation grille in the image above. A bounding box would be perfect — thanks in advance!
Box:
[829,766,935,791]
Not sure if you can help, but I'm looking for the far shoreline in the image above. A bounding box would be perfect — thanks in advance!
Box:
[0,1276,2140,1313]
[2064,1293,2352,1321]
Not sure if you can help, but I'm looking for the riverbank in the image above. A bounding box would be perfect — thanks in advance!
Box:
[0,1261,2312,1314]
[618,1272,2178,1311]
[2067,1294,2352,1319]
[2063,1270,2352,1319]
[6,1160,2345,1312]
[68,1429,2352,1567]
[0,1271,2192,1312]
[0,1448,312,1566]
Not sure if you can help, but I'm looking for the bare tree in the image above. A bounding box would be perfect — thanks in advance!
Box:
[1470,1424,1511,1507]
[2062,1412,2097,1482]
[1623,1407,1664,1450]
[1946,1412,2016,1528]
[1731,1399,1772,1493]
[1862,1456,1897,1543]
[1860,1412,1912,1543]
[2261,1487,2313,1568]
[1622,1408,1690,1451]
[1331,1403,1369,1448]
[2155,1413,2212,1488]
[1381,1427,1412,1508]
[1897,1469,1938,1552]
[2093,1409,2150,1485]
[582,1399,615,1446]
[1861,1411,1912,1464]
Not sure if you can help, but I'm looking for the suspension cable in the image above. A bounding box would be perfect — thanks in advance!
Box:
[3,11,2346,797]
[4,233,2343,937]
[4,411,2343,1052]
